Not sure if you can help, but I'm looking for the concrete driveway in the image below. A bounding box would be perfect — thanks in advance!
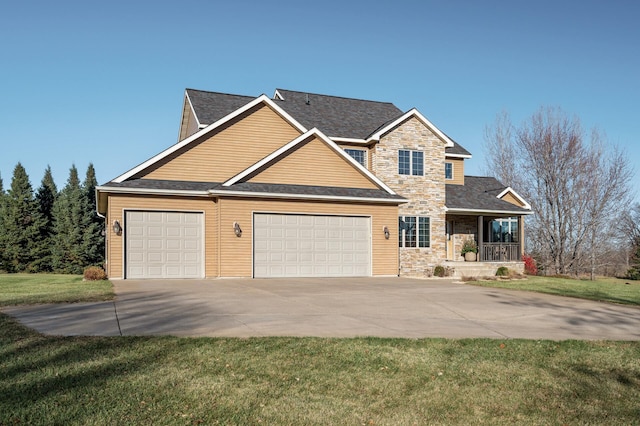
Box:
[4,277,640,340]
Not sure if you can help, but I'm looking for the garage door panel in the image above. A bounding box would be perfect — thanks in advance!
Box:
[126,211,203,279]
[254,213,371,278]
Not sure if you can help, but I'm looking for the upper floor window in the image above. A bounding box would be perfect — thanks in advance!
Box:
[398,216,430,248]
[445,162,453,180]
[345,149,366,167]
[398,150,423,176]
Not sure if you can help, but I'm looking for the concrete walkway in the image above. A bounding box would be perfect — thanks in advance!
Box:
[3,277,640,340]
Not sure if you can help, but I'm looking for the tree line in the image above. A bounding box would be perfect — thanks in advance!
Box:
[0,163,104,274]
[484,106,638,279]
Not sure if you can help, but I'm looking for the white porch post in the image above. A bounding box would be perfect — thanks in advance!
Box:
[477,215,484,262]
[519,215,525,260]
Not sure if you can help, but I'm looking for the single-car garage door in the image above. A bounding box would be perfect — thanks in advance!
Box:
[125,211,204,279]
[253,213,371,278]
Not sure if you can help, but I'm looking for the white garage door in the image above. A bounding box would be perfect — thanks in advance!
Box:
[253,213,371,278]
[125,211,204,279]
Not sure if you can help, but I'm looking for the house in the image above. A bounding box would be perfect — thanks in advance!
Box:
[96,88,532,279]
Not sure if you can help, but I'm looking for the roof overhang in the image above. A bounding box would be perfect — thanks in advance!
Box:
[445,207,534,216]
[209,189,406,204]
[366,108,455,147]
[445,153,473,159]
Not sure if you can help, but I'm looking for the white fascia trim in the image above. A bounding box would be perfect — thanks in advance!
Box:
[223,127,397,195]
[273,89,284,100]
[209,189,406,204]
[496,187,532,210]
[367,108,455,147]
[445,207,534,215]
[112,95,308,183]
[331,137,369,144]
[445,153,473,159]
[96,185,211,197]
[185,90,201,129]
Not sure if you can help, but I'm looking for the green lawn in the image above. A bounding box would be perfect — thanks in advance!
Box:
[467,275,640,306]
[1,314,639,425]
[0,273,114,306]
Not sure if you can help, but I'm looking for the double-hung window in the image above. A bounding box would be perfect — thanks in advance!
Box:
[398,216,430,248]
[344,149,366,167]
[445,162,453,180]
[398,150,423,176]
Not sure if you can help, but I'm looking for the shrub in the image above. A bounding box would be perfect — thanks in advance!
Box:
[83,266,107,281]
[434,265,445,277]
[523,254,538,275]
[496,266,510,277]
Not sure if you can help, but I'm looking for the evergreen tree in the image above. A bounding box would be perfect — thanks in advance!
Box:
[0,163,45,272]
[82,163,104,266]
[52,165,89,274]
[32,166,58,272]
[0,172,5,271]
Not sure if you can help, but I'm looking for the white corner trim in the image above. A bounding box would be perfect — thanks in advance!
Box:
[496,187,531,210]
[367,108,455,147]
[209,189,406,204]
[273,89,284,100]
[222,127,397,195]
[111,95,309,183]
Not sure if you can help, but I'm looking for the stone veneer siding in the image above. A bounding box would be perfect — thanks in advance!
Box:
[372,117,447,277]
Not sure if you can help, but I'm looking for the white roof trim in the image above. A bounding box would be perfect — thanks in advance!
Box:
[222,127,397,194]
[496,187,531,210]
[445,207,533,215]
[111,95,309,183]
[95,185,211,197]
[445,153,472,159]
[331,137,369,144]
[185,90,201,129]
[273,89,284,101]
[209,189,405,204]
[367,108,455,147]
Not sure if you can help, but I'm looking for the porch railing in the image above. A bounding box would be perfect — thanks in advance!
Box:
[481,243,521,262]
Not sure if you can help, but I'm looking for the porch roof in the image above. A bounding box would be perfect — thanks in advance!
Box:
[445,176,532,216]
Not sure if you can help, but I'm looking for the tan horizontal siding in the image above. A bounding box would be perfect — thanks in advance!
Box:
[249,136,378,189]
[445,158,465,185]
[219,198,398,277]
[144,104,301,182]
[501,192,526,207]
[106,194,218,279]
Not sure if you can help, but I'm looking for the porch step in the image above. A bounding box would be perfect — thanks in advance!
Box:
[444,261,524,278]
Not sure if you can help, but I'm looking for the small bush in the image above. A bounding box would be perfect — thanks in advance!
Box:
[496,266,510,277]
[83,266,107,281]
[434,265,445,277]
[523,254,538,275]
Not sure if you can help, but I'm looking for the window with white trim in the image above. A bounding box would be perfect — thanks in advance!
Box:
[398,150,423,175]
[398,216,430,248]
[445,162,453,180]
[345,149,366,167]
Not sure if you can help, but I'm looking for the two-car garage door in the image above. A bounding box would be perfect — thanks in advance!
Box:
[125,211,203,279]
[253,213,371,278]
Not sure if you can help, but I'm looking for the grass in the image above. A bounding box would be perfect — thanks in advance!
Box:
[1,314,639,425]
[2,274,639,424]
[0,273,114,306]
[466,275,640,306]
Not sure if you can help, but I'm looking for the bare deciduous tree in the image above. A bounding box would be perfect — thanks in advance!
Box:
[484,107,634,277]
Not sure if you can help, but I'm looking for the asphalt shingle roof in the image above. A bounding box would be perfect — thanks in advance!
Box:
[186,89,255,126]
[446,176,530,213]
[102,179,405,202]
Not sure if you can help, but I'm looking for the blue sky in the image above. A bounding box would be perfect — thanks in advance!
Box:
[1,0,638,200]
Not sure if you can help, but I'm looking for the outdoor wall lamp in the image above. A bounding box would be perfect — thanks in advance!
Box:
[383,226,390,240]
[233,221,242,237]
[112,220,122,235]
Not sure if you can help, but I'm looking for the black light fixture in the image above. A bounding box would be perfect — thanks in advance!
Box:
[233,221,242,237]
[383,226,390,240]
[112,220,122,235]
